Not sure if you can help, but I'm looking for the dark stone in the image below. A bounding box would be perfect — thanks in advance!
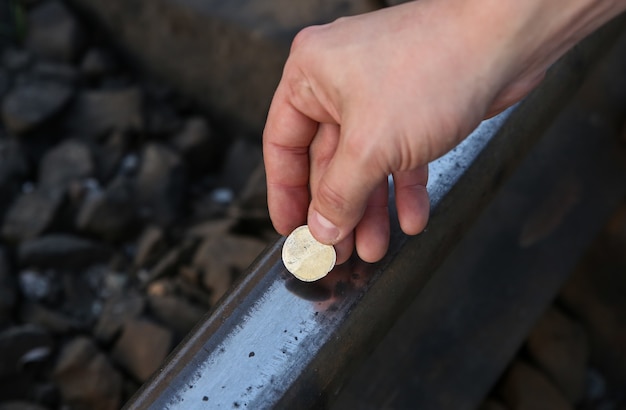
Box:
[218,138,262,195]
[478,400,508,410]
[526,307,588,403]
[135,143,185,225]
[2,80,74,135]
[76,176,137,241]
[0,325,54,378]
[2,189,64,243]
[175,277,212,309]
[193,235,265,305]
[57,268,107,327]
[231,162,270,223]
[38,139,94,191]
[19,302,78,334]
[2,49,34,72]
[31,61,79,84]
[67,88,143,140]
[186,218,236,241]
[0,248,16,321]
[147,294,206,335]
[93,291,145,344]
[142,239,197,284]
[18,234,111,270]
[498,361,572,410]
[96,131,130,183]
[80,48,118,79]
[111,318,173,382]
[170,116,215,173]
[559,204,626,387]
[64,0,380,133]
[24,0,84,63]
[144,98,182,137]
[53,337,122,410]
[0,68,10,100]
[133,225,165,268]
[0,139,28,219]
[0,402,48,410]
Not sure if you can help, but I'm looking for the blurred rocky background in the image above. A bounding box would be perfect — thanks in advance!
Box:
[0,0,625,409]
[0,0,287,408]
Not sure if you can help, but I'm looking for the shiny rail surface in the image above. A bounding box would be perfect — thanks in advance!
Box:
[125,16,626,410]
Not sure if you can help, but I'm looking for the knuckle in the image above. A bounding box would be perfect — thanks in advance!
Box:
[290,25,320,52]
[316,178,348,218]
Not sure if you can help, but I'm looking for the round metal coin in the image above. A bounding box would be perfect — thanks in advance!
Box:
[282,225,336,282]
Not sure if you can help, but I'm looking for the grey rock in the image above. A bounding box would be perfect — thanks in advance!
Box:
[39,139,94,191]
[133,225,165,268]
[18,269,63,305]
[25,0,84,62]
[135,143,185,225]
[2,189,64,243]
[18,234,111,270]
[64,0,380,133]
[76,176,137,241]
[80,48,118,79]
[527,307,588,403]
[68,88,143,140]
[148,294,206,335]
[111,318,173,382]
[0,325,54,378]
[19,302,78,334]
[53,337,122,410]
[0,248,16,320]
[93,291,145,344]
[499,360,573,410]
[58,268,108,326]
[2,80,74,135]
[193,235,265,305]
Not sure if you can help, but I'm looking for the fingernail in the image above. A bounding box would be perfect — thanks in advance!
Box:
[311,211,340,244]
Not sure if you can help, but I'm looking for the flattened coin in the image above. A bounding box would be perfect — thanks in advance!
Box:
[282,225,336,282]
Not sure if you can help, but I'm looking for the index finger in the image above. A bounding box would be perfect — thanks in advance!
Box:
[263,83,319,236]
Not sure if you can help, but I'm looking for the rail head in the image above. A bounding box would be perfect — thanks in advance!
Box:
[124,15,626,410]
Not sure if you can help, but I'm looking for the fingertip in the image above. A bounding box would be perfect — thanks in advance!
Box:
[308,209,341,245]
[354,182,390,263]
[397,184,430,235]
[393,168,430,236]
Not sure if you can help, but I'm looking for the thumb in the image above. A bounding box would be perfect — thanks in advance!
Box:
[308,134,387,245]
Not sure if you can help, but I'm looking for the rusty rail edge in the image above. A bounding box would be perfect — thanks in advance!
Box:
[124,15,626,410]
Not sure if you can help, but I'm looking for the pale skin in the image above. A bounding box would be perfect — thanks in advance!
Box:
[264,0,626,264]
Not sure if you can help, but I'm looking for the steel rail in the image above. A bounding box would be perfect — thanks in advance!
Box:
[124,16,626,410]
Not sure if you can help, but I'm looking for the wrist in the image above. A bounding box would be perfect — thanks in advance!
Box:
[471,0,626,82]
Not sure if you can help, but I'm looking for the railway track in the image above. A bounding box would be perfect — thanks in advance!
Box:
[124,16,626,410]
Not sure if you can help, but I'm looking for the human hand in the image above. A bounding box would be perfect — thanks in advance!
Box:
[264,0,626,263]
